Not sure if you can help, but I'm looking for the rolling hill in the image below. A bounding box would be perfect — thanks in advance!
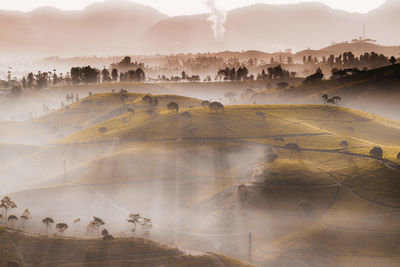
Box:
[0,91,399,266]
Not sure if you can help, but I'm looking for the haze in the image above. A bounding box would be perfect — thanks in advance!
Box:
[0,0,387,14]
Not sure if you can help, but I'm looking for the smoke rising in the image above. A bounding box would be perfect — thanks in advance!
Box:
[205,0,227,42]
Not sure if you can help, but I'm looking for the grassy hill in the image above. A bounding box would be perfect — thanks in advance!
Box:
[251,63,400,121]
[59,102,400,161]
[0,227,250,266]
[2,93,400,266]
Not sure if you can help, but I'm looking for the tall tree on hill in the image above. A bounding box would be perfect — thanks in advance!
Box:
[127,213,142,237]
[90,216,105,236]
[0,196,17,219]
[42,217,55,236]
[20,209,31,229]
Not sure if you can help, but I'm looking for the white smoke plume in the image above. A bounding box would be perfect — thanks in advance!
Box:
[205,0,227,42]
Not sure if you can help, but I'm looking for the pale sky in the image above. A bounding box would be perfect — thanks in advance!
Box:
[0,0,387,15]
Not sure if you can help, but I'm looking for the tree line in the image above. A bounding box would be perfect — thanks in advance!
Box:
[0,196,153,240]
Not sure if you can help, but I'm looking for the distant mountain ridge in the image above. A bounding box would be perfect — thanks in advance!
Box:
[0,0,399,57]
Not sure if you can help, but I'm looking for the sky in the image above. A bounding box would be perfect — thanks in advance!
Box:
[0,0,387,15]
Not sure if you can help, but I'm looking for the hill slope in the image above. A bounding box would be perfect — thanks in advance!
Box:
[0,227,250,266]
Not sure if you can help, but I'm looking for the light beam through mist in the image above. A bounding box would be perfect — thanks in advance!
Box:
[204,0,227,42]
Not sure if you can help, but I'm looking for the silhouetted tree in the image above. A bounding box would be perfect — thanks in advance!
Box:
[101,68,111,83]
[0,196,17,219]
[90,216,105,235]
[390,56,397,65]
[42,217,55,236]
[303,68,324,84]
[127,213,141,237]
[111,68,119,82]
[56,223,68,236]
[20,209,31,229]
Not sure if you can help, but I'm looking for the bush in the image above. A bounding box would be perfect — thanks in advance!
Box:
[369,146,383,160]
[284,143,301,152]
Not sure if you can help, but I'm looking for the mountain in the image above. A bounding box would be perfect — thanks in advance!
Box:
[143,1,400,53]
[0,0,399,57]
[0,0,168,57]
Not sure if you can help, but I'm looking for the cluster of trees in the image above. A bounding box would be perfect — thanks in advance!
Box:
[0,196,31,230]
[303,51,395,68]
[118,68,146,82]
[0,196,153,240]
[170,71,200,82]
[111,56,146,73]
[303,68,324,84]
[127,213,153,236]
[256,65,296,80]
[216,67,254,81]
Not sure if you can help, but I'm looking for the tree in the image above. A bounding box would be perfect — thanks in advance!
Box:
[141,218,153,236]
[27,72,34,88]
[397,152,400,160]
[303,68,324,84]
[209,102,224,112]
[90,216,105,236]
[127,213,141,236]
[8,215,18,228]
[20,209,31,229]
[111,68,119,82]
[201,100,210,107]
[135,68,146,82]
[101,229,109,237]
[102,68,111,83]
[390,56,396,65]
[0,196,17,219]
[42,217,55,236]
[370,147,383,160]
[70,67,81,84]
[99,127,108,137]
[56,223,68,236]
[167,102,179,113]
[73,218,81,234]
